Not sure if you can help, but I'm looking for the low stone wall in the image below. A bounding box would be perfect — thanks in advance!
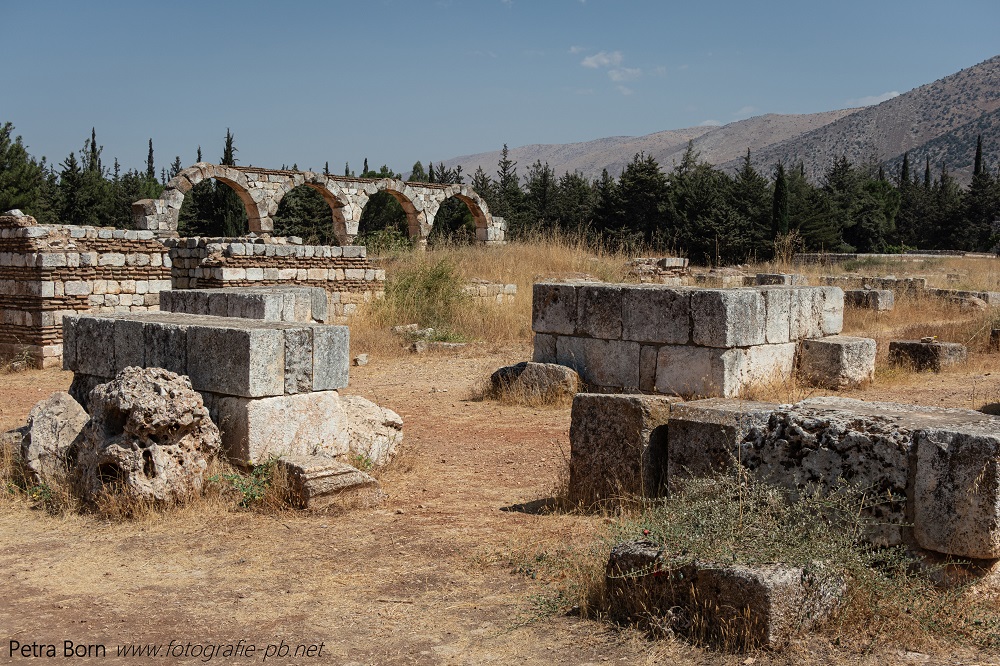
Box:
[818,275,926,297]
[462,279,516,303]
[0,216,171,367]
[532,282,844,398]
[160,286,329,323]
[163,237,385,318]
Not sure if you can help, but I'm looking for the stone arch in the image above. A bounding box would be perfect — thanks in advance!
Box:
[360,178,427,247]
[153,164,273,235]
[270,173,354,244]
[423,185,497,244]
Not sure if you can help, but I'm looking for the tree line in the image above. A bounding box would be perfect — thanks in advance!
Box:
[3,120,998,263]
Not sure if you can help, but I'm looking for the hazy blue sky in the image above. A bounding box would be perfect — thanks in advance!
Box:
[3,0,998,177]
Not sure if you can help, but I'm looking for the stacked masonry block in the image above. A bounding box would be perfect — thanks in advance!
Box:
[160,286,329,323]
[162,237,385,318]
[461,279,517,304]
[63,311,350,463]
[532,282,844,398]
[0,216,171,367]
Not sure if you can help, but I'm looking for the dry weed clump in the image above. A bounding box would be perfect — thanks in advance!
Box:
[351,233,638,358]
[550,473,1000,654]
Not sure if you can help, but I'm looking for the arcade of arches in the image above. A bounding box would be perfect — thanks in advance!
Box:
[132,163,506,247]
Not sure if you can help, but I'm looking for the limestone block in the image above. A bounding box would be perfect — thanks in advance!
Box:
[639,345,658,392]
[691,289,765,348]
[845,289,894,311]
[144,322,188,375]
[113,318,146,371]
[489,361,579,401]
[799,336,876,388]
[556,335,640,390]
[889,340,967,372]
[576,284,623,339]
[568,393,678,504]
[277,454,381,509]
[216,391,349,463]
[186,325,285,397]
[760,287,791,344]
[744,342,797,387]
[914,424,1000,558]
[311,325,350,391]
[755,273,808,286]
[62,316,79,371]
[532,282,578,335]
[666,398,776,490]
[74,315,117,377]
[605,540,843,650]
[788,288,823,340]
[622,286,691,344]
[654,345,747,398]
[820,286,844,335]
[207,291,229,317]
[283,327,313,394]
[532,333,557,363]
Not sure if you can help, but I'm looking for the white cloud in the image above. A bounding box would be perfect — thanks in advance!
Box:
[732,105,757,118]
[569,45,585,54]
[699,119,722,126]
[617,85,634,96]
[609,67,641,82]
[847,90,900,106]
[581,50,623,69]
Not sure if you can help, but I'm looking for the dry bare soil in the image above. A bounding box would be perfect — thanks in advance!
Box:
[2,343,1000,665]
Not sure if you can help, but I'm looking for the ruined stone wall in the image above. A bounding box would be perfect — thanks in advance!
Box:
[462,279,516,304]
[532,282,844,398]
[0,217,171,367]
[163,237,385,318]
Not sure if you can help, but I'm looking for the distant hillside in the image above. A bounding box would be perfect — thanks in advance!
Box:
[438,55,1000,185]
[734,55,1000,183]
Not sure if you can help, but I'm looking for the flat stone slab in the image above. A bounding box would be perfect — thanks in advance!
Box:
[63,312,349,398]
[277,454,381,509]
[605,540,843,650]
[889,340,967,372]
[160,286,329,323]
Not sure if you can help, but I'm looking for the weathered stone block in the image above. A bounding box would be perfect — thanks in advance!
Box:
[654,345,746,398]
[186,325,285,397]
[845,289,894,311]
[311,325,350,391]
[889,340,967,372]
[532,332,557,363]
[666,398,776,490]
[788,288,823,340]
[606,540,843,650]
[532,282,578,335]
[490,361,579,401]
[621,286,691,344]
[914,424,1000,558]
[113,319,146,371]
[820,286,844,335]
[216,391,349,463]
[576,284,623,339]
[691,289,765,347]
[568,393,678,504]
[556,335,640,390]
[760,287,791,344]
[744,342,797,387]
[74,316,116,377]
[144,322,187,375]
[284,327,313,394]
[755,273,807,286]
[799,336,876,388]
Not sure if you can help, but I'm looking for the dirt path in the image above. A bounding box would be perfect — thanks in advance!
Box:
[1,345,998,665]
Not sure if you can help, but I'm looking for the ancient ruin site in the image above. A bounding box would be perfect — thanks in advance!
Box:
[3,156,1000,664]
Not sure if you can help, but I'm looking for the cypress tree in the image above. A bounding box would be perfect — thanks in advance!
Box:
[196,146,202,163]
[974,134,984,177]
[924,157,931,188]
[771,163,790,237]
[146,139,155,180]
[900,152,910,186]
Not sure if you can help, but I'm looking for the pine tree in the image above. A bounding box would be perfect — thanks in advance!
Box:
[169,156,183,179]
[0,121,46,213]
[974,134,984,177]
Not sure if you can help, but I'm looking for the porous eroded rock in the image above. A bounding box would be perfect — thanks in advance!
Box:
[21,392,89,489]
[341,396,403,466]
[75,367,221,503]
